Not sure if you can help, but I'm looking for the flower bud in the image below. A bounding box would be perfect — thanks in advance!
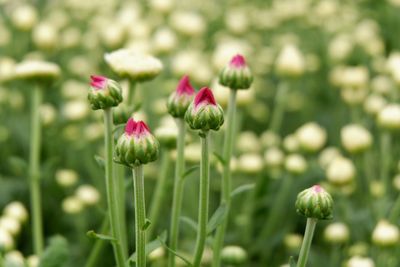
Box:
[364,94,386,116]
[62,196,84,214]
[115,118,160,166]
[377,104,400,130]
[3,202,28,223]
[75,185,100,206]
[221,246,248,265]
[264,147,285,168]
[14,60,60,82]
[26,255,39,267]
[341,124,372,153]
[284,233,303,251]
[276,44,305,78]
[185,87,224,132]
[167,75,196,118]
[372,220,399,247]
[55,169,78,187]
[285,154,307,175]
[4,250,24,266]
[219,54,253,90]
[326,157,355,186]
[318,147,341,170]
[0,228,14,251]
[295,185,334,220]
[148,247,165,262]
[0,217,21,236]
[237,153,264,174]
[347,256,375,267]
[88,75,123,110]
[324,222,349,244]
[11,5,38,31]
[296,122,327,152]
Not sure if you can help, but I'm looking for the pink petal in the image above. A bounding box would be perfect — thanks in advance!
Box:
[194,87,217,107]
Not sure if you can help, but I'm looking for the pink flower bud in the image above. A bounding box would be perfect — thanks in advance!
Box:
[194,87,217,108]
[90,75,107,90]
[167,75,196,118]
[219,54,253,90]
[88,75,123,110]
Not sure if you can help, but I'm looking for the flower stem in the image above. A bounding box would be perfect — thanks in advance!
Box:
[29,85,44,255]
[193,131,210,267]
[212,90,237,267]
[296,218,317,267]
[168,119,186,267]
[132,165,146,267]
[104,108,127,267]
[127,80,136,107]
[148,150,171,241]
[84,217,109,267]
[269,82,289,133]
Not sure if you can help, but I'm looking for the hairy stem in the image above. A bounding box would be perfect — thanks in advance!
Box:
[297,218,317,267]
[133,165,146,267]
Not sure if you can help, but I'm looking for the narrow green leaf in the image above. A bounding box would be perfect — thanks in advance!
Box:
[230,183,255,198]
[213,152,226,166]
[207,204,227,235]
[142,219,151,231]
[129,231,167,263]
[181,165,199,179]
[86,230,116,243]
[289,256,296,267]
[180,216,197,233]
[94,155,105,170]
[157,236,193,266]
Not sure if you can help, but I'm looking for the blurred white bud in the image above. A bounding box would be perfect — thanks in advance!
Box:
[0,228,14,251]
[152,27,177,54]
[76,185,100,206]
[326,157,355,186]
[170,11,206,36]
[283,134,300,152]
[154,124,178,149]
[340,66,369,89]
[150,0,174,13]
[148,247,165,261]
[324,222,349,244]
[4,250,24,266]
[32,23,58,50]
[372,220,399,247]
[264,147,285,168]
[26,255,39,267]
[341,124,372,153]
[100,23,126,49]
[328,34,353,62]
[236,132,260,153]
[377,104,400,129]
[62,101,90,121]
[347,256,375,267]
[363,94,387,116]
[40,103,57,126]
[184,143,201,163]
[284,154,307,175]
[61,27,81,49]
[283,233,302,251]
[370,180,385,198]
[84,123,104,141]
[11,5,38,31]
[55,169,78,187]
[296,122,327,152]
[238,153,264,174]
[371,75,393,96]
[212,80,254,108]
[393,174,400,191]
[14,60,60,80]
[275,44,305,77]
[221,246,248,265]
[0,217,21,236]
[225,9,249,34]
[62,196,84,214]
[3,202,28,223]
[318,147,341,170]
[341,87,368,106]
[260,130,281,148]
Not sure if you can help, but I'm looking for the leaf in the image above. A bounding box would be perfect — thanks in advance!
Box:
[8,156,27,175]
[213,152,226,166]
[230,183,255,198]
[39,235,69,267]
[181,165,199,179]
[94,155,105,170]
[157,236,193,266]
[289,256,296,267]
[180,216,197,233]
[129,231,167,263]
[86,230,116,243]
[207,204,227,235]
[142,219,151,231]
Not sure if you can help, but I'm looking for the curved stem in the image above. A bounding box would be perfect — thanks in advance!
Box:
[133,165,146,267]
[148,150,171,241]
[297,218,317,267]
[29,86,44,255]
[104,109,127,267]
[269,82,289,133]
[168,120,186,267]
[212,90,237,267]
[193,132,210,267]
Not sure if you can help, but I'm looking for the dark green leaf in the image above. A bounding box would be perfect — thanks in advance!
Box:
[94,155,105,170]
[157,235,193,266]
[230,183,255,198]
[86,230,116,243]
[142,219,151,231]
[129,231,167,263]
[289,256,296,267]
[213,152,226,166]
[39,235,69,267]
[181,165,199,179]
[180,216,197,233]
[207,204,227,235]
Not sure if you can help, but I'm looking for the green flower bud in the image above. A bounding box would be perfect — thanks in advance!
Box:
[185,87,224,132]
[115,118,159,167]
[167,75,196,118]
[87,75,123,110]
[219,54,253,90]
[295,185,333,220]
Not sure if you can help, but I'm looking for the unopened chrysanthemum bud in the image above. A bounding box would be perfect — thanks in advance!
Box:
[295,185,334,220]
[0,228,14,251]
[32,22,58,50]
[185,87,224,132]
[26,255,39,267]
[167,75,196,118]
[0,217,21,236]
[341,124,372,153]
[87,75,123,110]
[237,131,261,153]
[4,250,24,266]
[324,222,349,244]
[154,124,178,149]
[3,202,28,223]
[148,247,165,262]
[283,134,300,152]
[377,104,400,130]
[238,153,264,174]
[372,220,400,247]
[363,94,386,116]
[347,256,375,267]
[221,246,248,265]
[264,147,285,168]
[104,49,163,82]
[55,169,78,187]
[62,196,84,214]
[326,157,355,186]
[115,118,160,166]
[76,185,100,206]
[370,180,385,198]
[11,5,38,31]
[285,154,307,175]
[318,147,341,170]
[284,233,303,251]
[14,60,60,82]
[219,54,253,90]
[276,44,306,78]
[296,122,327,152]
[260,130,281,147]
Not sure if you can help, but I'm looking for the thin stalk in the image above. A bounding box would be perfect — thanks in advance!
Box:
[296,218,317,267]
[212,90,237,267]
[193,132,210,267]
[389,193,400,222]
[380,131,391,193]
[168,120,186,267]
[148,150,171,241]
[132,165,146,267]
[84,218,109,267]
[29,86,44,255]
[104,109,127,267]
[127,80,136,107]
[269,82,289,133]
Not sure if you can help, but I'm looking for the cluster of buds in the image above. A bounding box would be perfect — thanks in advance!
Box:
[295,185,334,220]
[88,75,123,110]
[114,118,159,167]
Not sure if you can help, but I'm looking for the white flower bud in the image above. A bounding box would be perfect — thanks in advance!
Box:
[149,0,174,13]
[347,256,375,267]
[393,174,400,191]
[371,75,393,95]
[284,233,302,251]
[264,147,285,168]
[341,87,368,105]
[221,246,248,265]
[62,196,84,214]
[283,134,300,152]
[32,22,58,50]
[363,94,387,116]
[26,255,39,267]
[370,180,385,198]
[0,217,21,236]
[76,185,100,206]
[284,154,307,175]
[238,153,264,174]
[377,104,400,129]
[3,202,28,223]
[296,122,327,152]
[275,44,305,77]
[62,100,90,121]
[0,228,14,251]
[328,34,353,62]
[340,66,369,89]
[236,132,261,153]
[372,220,400,247]
[169,11,206,36]
[100,23,126,49]
[4,250,24,266]
[324,222,349,244]
[84,123,104,141]
[11,5,38,31]
[318,147,341,170]
[152,27,177,54]
[225,9,249,34]
[148,247,165,261]
[40,103,57,126]
[341,124,372,153]
[260,130,281,148]
[14,60,60,80]
[184,143,201,163]
[326,157,355,186]
[55,169,78,187]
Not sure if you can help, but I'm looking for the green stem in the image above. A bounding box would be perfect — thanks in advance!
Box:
[269,82,289,133]
[29,86,44,255]
[193,132,210,267]
[389,193,400,222]
[127,80,136,107]
[212,90,237,267]
[104,109,127,267]
[168,120,186,267]
[296,218,317,267]
[148,150,171,241]
[84,217,109,267]
[133,165,146,267]
[380,131,391,194]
